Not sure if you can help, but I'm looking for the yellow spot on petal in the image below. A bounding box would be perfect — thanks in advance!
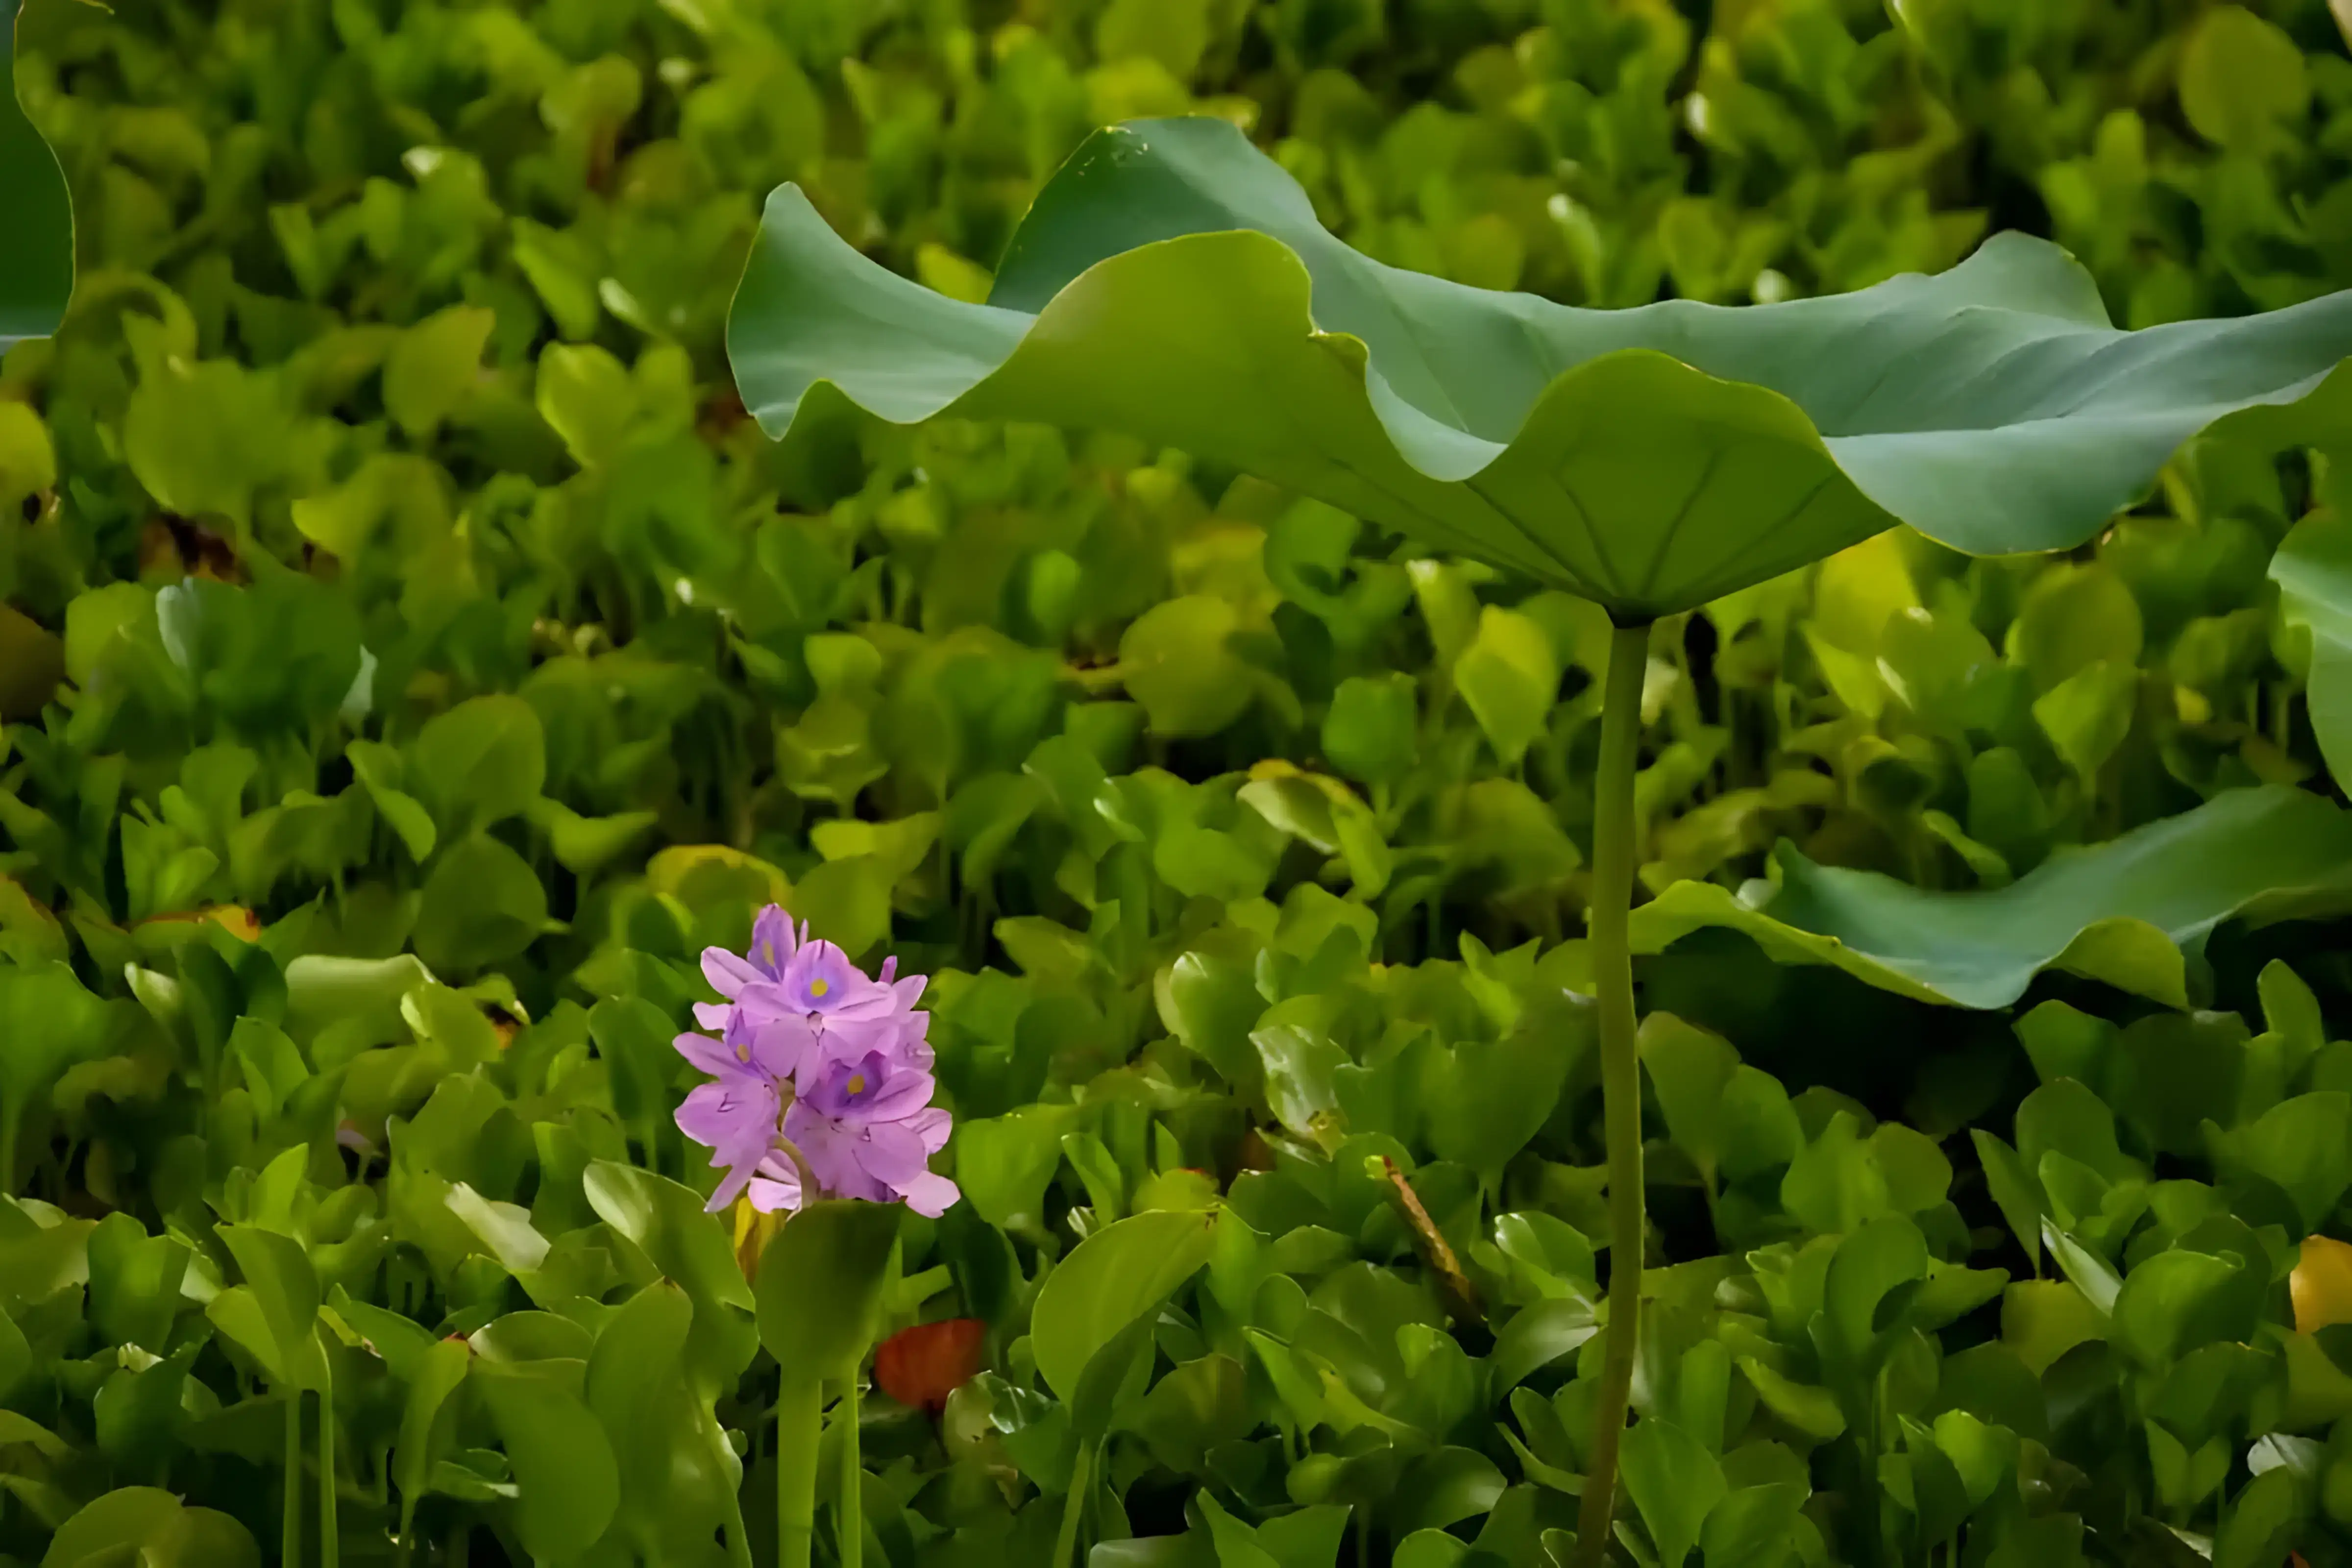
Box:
[2293,1235,2352,1334]
[847,1074,867,1096]
[735,1041,752,1063]
[810,978,829,998]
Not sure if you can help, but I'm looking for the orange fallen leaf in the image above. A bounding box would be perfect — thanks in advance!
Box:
[874,1319,987,1413]
[2292,1235,2352,1334]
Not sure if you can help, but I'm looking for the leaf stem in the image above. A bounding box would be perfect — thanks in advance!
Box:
[0,1100,20,1201]
[1054,1437,1095,1568]
[840,1369,863,1568]
[284,1389,302,1568]
[1569,618,1651,1568]
[319,1373,339,1568]
[775,1380,821,1568]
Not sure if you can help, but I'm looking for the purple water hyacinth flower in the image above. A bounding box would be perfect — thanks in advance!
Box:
[700,904,806,1001]
[672,904,959,1217]
[784,1048,959,1217]
[742,1149,803,1215]
[672,1009,817,1211]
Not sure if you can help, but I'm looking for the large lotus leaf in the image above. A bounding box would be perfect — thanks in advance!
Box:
[3,0,73,350]
[729,117,2352,620]
[1626,785,2352,1009]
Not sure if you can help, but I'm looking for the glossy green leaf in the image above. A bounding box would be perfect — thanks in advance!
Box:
[754,1198,902,1386]
[384,305,495,440]
[393,1338,470,1543]
[472,1358,621,1561]
[1491,1297,1599,1394]
[413,835,551,975]
[730,117,2352,620]
[1621,1418,1725,1568]
[2,0,72,351]
[2112,1250,2257,1367]
[2273,508,2352,793]
[1631,785,2352,1008]
[1032,1207,1217,1407]
[86,1212,189,1355]
[39,1487,259,1568]
[412,695,547,838]
[216,1223,326,1392]
[1393,1446,1507,1536]
[1698,1484,1808,1568]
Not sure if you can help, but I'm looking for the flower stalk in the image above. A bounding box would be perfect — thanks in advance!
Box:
[840,1371,864,1568]
[776,1380,822,1568]
[674,908,960,1568]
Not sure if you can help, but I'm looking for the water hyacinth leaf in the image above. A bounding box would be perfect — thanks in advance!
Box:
[413,835,552,975]
[1491,1296,1599,1394]
[471,1358,621,1562]
[393,1339,470,1543]
[0,962,109,1187]
[2273,507,2352,792]
[1698,1484,1808,1568]
[754,1199,903,1386]
[1392,1446,1508,1537]
[729,117,2352,621]
[584,1281,708,1544]
[38,1487,260,1568]
[2112,1250,2259,1366]
[411,695,547,839]
[1630,785,2352,1008]
[3,0,73,352]
[94,1342,198,1477]
[215,1223,326,1392]
[954,1104,1078,1230]
[582,1159,758,1379]
[2213,1466,2303,1568]
[86,1212,189,1355]
[2210,1093,2352,1233]
[1031,1207,1217,1408]
[1620,1418,1725,1568]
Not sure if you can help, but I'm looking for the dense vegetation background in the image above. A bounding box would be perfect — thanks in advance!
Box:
[14,0,2352,1564]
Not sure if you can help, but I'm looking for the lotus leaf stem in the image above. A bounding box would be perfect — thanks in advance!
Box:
[1570,618,1652,1568]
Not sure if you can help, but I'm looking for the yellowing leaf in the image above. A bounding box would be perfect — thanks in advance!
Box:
[2292,1234,2352,1334]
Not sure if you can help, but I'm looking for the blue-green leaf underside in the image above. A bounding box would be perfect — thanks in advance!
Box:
[1626,785,2352,1009]
[729,117,2352,619]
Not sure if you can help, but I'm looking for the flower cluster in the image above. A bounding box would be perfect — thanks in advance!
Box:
[672,906,958,1218]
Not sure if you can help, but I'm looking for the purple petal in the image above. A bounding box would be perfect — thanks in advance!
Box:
[783,1103,869,1200]
[903,1105,953,1155]
[898,1170,961,1217]
[672,1030,742,1078]
[860,1069,935,1121]
[780,940,876,1013]
[749,905,801,980]
[745,1012,820,1083]
[706,1156,760,1213]
[850,1120,932,1190]
[701,947,766,1000]
[692,1001,734,1032]
[746,1152,804,1214]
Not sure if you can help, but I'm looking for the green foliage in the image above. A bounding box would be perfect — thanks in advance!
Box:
[14,0,2352,1565]
[1,0,71,352]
